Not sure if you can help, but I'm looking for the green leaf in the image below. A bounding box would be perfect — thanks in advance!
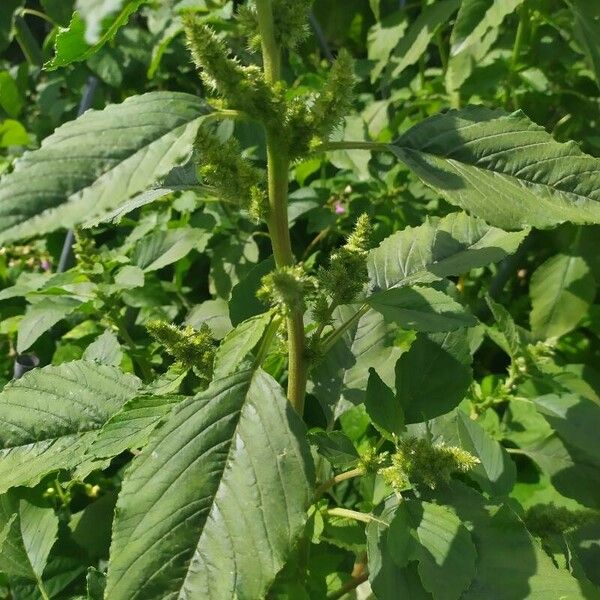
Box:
[390,106,600,230]
[365,368,404,439]
[446,0,522,92]
[0,0,23,52]
[75,0,145,43]
[132,228,209,272]
[40,0,74,26]
[310,306,404,424]
[485,295,533,360]
[530,254,596,340]
[456,410,516,496]
[185,298,233,340]
[367,286,477,332]
[114,265,144,289]
[17,297,82,353]
[0,92,212,244]
[213,312,271,378]
[0,72,23,118]
[368,211,527,291]
[386,502,411,568]
[570,0,600,88]
[84,394,183,460]
[0,119,28,147]
[83,330,123,365]
[520,434,600,509]
[48,1,147,68]
[105,369,314,600]
[0,494,58,584]
[368,12,407,82]
[396,330,472,424]
[438,481,591,598]
[229,256,275,326]
[407,500,477,600]
[389,0,460,78]
[533,393,600,462]
[308,430,360,470]
[0,361,140,493]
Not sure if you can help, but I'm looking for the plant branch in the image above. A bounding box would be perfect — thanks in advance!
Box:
[326,507,385,525]
[321,304,369,353]
[316,467,364,497]
[326,572,369,600]
[255,0,281,83]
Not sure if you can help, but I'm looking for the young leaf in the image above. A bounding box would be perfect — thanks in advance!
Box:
[0,494,59,586]
[132,228,210,272]
[407,500,477,600]
[308,430,360,470]
[456,410,516,497]
[83,330,123,365]
[365,368,404,439]
[368,211,528,291]
[530,254,596,340]
[388,0,460,78]
[83,394,184,461]
[213,312,272,378]
[367,286,476,332]
[396,330,472,423]
[17,296,81,353]
[105,369,314,600]
[0,361,140,493]
[533,393,600,462]
[390,106,600,230]
[0,92,212,244]
[485,295,533,359]
[310,306,404,425]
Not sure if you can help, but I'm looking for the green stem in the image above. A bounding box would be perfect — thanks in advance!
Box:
[316,467,364,498]
[116,321,153,381]
[255,0,307,415]
[326,507,384,525]
[35,576,51,600]
[13,15,42,66]
[436,29,449,74]
[504,4,528,108]
[326,572,369,600]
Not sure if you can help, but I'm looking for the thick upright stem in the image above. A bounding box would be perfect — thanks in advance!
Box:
[256,0,307,414]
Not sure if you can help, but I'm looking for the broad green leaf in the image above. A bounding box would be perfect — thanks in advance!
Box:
[456,410,516,496]
[48,2,146,68]
[0,494,58,584]
[530,254,596,340]
[17,297,81,353]
[0,361,140,493]
[308,430,360,470]
[185,298,233,340]
[570,0,600,88]
[390,106,600,230]
[105,369,314,600]
[132,228,209,272]
[84,394,183,460]
[533,394,600,462]
[367,286,477,331]
[321,515,366,552]
[0,119,28,147]
[396,330,472,423]
[408,500,477,600]
[368,11,407,81]
[213,312,271,378]
[76,0,146,43]
[439,481,592,598]
[0,92,212,244]
[450,0,522,56]
[521,434,600,509]
[368,211,527,291]
[114,265,144,289]
[366,499,432,599]
[0,72,23,118]
[389,0,460,78]
[83,330,123,365]
[310,306,405,424]
[386,503,411,568]
[365,368,404,439]
[446,0,522,92]
[486,295,533,360]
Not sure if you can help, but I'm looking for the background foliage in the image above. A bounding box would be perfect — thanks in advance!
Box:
[0,0,600,598]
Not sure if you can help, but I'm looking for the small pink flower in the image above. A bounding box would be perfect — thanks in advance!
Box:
[40,259,52,272]
[334,200,346,215]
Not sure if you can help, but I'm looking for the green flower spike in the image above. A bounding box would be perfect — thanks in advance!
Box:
[258,265,317,315]
[379,437,480,493]
[147,321,215,383]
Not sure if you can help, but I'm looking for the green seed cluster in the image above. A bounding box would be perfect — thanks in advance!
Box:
[379,437,480,493]
[147,321,215,383]
[257,265,317,316]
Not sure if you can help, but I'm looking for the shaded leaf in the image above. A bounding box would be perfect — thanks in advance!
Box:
[365,368,404,439]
